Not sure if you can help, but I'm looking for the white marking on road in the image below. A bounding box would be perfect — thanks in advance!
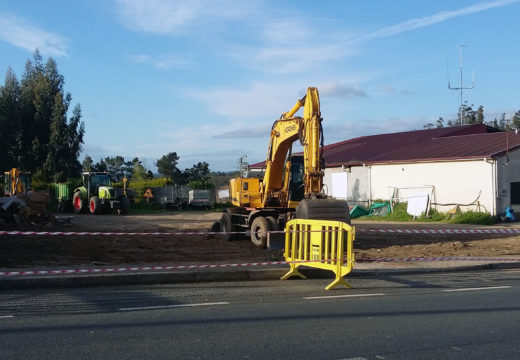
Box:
[443,286,512,292]
[0,315,14,319]
[119,301,230,312]
[304,293,385,300]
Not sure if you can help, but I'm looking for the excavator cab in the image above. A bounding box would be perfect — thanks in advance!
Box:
[288,155,304,203]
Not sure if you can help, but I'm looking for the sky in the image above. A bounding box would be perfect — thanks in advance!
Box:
[0,0,519,172]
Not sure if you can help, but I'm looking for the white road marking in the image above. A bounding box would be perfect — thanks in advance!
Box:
[0,315,14,319]
[119,301,230,312]
[304,293,385,300]
[443,286,512,292]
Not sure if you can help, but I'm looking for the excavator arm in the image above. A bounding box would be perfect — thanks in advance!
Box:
[262,87,324,207]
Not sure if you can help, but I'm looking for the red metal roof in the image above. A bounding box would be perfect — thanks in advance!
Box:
[250,124,518,168]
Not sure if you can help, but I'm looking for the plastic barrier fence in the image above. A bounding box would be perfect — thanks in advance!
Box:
[281,219,355,290]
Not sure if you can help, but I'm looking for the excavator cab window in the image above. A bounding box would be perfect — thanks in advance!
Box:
[288,155,304,202]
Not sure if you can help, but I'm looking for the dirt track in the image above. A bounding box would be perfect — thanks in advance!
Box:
[1,211,520,268]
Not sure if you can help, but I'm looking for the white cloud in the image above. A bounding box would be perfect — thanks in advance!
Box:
[0,14,67,56]
[230,19,355,74]
[359,0,520,41]
[381,85,411,96]
[128,54,189,70]
[187,82,303,119]
[115,0,255,34]
[231,0,519,74]
[319,82,367,99]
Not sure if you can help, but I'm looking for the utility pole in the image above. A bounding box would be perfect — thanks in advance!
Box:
[448,45,475,125]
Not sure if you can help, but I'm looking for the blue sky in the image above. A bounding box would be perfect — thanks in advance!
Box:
[1,0,519,172]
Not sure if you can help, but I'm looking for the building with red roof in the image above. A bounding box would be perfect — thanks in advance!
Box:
[251,124,520,216]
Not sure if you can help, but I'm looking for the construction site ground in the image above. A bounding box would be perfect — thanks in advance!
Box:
[1,211,520,269]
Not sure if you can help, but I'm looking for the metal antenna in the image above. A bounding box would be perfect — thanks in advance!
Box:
[448,45,475,125]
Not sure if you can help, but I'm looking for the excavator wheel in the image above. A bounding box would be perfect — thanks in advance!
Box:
[266,216,284,244]
[219,212,233,241]
[250,216,271,248]
[295,198,351,224]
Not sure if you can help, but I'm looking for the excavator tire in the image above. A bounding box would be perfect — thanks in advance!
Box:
[266,216,284,244]
[219,212,233,241]
[250,216,271,248]
[295,198,351,224]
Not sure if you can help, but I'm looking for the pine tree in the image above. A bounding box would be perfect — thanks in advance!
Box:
[156,152,180,180]
[0,67,21,170]
[476,105,484,124]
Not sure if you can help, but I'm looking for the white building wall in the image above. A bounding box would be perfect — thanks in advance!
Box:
[370,160,495,214]
[324,166,370,206]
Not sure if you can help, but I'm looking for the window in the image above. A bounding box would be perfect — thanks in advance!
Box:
[510,182,520,204]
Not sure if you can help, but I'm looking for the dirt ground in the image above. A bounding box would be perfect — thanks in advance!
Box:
[1,211,520,268]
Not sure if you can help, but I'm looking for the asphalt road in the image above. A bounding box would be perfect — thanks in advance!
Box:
[1,269,520,359]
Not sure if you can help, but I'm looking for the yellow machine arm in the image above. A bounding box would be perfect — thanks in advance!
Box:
[3,168,31,197]
[261,87,324,207]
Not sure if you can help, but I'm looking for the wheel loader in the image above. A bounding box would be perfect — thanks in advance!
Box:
[216,87,350,247]
[73,172,129,215]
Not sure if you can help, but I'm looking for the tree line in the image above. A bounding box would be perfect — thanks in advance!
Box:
[424,104,520,130]
[0,51,84,183]
[82,152,218,188]
[0,51,226,190]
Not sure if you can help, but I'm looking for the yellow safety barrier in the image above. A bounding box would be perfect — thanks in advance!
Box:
[281,219,355,290]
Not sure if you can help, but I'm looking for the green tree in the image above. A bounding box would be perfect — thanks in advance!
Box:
[83,155,93,172]
[156,152,179,179]
[1,50,84,180]
[183,162,210,183]
[130,157,148,181]
[512,110,520,129]
[476,105,484,124]
[0,67,21,170]
[93,159,107,172]
[103,156,127,179]
[458,103,476,125]
[436,117,444,128]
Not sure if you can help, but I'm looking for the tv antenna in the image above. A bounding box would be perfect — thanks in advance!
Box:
[448,45,475,125]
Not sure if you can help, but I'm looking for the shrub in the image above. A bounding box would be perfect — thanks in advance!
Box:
[450,211,496,225]
[125,177,169,198]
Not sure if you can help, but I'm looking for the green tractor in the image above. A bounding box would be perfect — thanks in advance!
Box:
[72,172,130,215]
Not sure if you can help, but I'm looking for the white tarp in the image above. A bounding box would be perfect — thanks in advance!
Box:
[218,189,229,199]
[331,172,348,199]
[407,193,429,217]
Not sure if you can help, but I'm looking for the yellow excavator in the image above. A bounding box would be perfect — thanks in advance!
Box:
[218,87,350,247]
[3,168,32,197]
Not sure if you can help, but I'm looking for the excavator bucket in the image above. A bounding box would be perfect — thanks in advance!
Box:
[295,198,351,224]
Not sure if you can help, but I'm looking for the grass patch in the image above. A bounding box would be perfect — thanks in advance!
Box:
[356,202,496,225]
[450,210,496,225]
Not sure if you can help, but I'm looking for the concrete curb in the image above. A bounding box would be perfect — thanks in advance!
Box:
[2,261,520,290]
